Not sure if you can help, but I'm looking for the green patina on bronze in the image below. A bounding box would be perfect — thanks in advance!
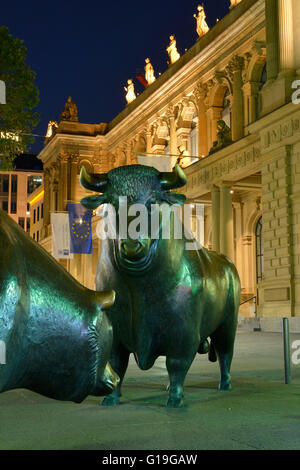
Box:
[81,164,241,408]
[0,209,119,402]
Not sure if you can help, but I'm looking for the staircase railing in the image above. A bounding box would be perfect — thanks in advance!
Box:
[240,295,257,317]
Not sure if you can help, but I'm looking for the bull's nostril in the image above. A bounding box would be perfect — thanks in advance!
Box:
[120,240,146,260]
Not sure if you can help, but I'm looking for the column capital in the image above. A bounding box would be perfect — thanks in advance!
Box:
[206,106,223,119]
[210,184,220,192]
[215,70,233,94]
[193,82,208,101]
[220,180,234,189]
[226,55,245,82]
[252,39,266,57]
[164,105,177,125]
[57,151,69,163]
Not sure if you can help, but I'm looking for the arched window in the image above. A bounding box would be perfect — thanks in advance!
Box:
[222,89,231,129]
[258,63,267,116]
[189,112,198,162]
[259,63,267,91]
[255,216,264,283]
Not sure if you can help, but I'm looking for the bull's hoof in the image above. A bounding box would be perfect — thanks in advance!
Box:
[101,395,120,406]
[166,396,183,408]
[219,382,232,391]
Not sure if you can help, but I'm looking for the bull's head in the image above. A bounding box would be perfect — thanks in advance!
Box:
[80,164,187,269]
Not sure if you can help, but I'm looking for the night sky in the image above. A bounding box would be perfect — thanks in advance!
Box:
[2,0,231,154]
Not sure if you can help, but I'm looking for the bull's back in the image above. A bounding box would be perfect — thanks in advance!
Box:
[0,209,114,401]
[182,246,240,338]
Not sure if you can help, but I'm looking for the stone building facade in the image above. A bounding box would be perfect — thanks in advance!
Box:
[37,0,300,321]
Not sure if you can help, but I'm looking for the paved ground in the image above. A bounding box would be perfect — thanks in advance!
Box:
[0,330,299,450]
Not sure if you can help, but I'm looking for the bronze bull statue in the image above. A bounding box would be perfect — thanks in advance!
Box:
[0,208,119,402]
[80,164,241,407]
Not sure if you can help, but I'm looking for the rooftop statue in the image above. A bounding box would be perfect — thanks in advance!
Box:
[145,58,156,85]
[46,120,58,138]
[60,96,78,122]
[166,35,180,65]
[194,5,210,38]
[124,79,136,104]
[230,0,242,8]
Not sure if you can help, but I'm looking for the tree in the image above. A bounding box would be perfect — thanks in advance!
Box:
[0,26,39,169]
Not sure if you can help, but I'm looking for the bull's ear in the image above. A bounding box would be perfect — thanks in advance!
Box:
[95,290,116,310]
[162,193,186,206]
[80,195,107,210]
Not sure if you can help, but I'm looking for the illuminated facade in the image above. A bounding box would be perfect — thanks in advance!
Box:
[37,0,300,324]
[27,185,44,241]
[0,155,43,234]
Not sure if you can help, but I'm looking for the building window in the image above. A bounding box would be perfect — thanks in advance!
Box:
[222,88,231,129]
[2,200,8,212]
[259,63,267,91]
[41,202,44,219]
[36,231,39,242]
[0,175,9,193]
[37,206,40,222]
[26,218,30,233]
[256,216,264,283]
[11,175,18,194]
[33,233,35,240]
[258,63,267,115]
[190,131,198,160]
[27,175,42,194]
[10,199,17,214]
[33,208,36,224]
[18,217,25,229]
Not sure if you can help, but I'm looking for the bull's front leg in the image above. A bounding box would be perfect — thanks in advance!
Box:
[101,341,129,406]
[166,355,195,408]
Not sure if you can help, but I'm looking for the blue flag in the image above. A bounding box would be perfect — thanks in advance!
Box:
[67,203,93,254]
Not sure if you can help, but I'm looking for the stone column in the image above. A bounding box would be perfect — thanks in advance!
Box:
[278,0,294,75]
[42,168,51,238]
[220,183,234,261]
[293,0,300,73]
[70,157,78,202]
[59,152,69,211]
[166,107,178,168]
[169,116,177,152]
[233,201,244,284]
[206,107,223,151]
[211,185,220,252]
[125,141,132,164]
[265,0,279,82]
[52,182,58,213]
[145,127,152,154]
[243,81,261,125]
[228,56,244,141]
[194,83,208,157]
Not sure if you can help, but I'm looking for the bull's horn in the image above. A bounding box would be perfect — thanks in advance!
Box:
[159,164,187,191]
[80,166,108,192]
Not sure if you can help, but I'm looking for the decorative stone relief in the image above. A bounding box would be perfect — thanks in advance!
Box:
[185,145,261,191]
[262,118,300,149]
